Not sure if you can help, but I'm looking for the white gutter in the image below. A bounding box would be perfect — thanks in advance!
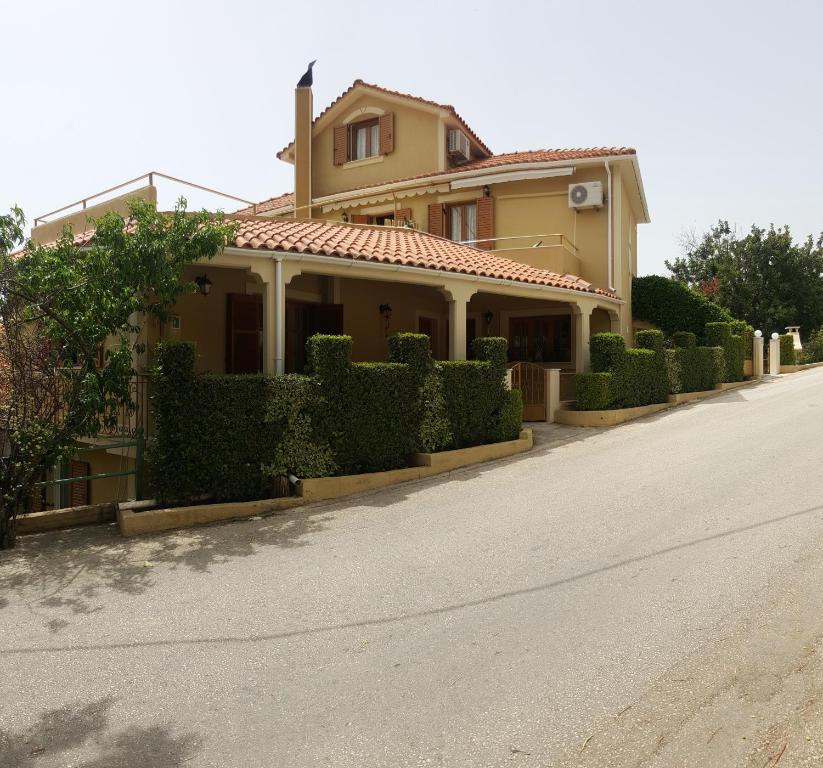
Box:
[449,166,574,190]
[605,160,613,291]
[221,246,623,305]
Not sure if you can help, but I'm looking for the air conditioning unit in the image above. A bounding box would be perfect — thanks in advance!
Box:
[447,129,471,164]
[568,181,604,209]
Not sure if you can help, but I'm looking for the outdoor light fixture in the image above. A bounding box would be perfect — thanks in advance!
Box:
[483,310,494,327]
[771,332,780,340]
[341,212,349,223]
[754,330,763,338]
[482,185,491,197]
[194,274,212,296]
[379,303,392,335]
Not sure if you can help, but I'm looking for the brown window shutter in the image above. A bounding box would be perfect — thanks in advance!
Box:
[476,197,495,250]
[333,125,347,165]
[428,203,444,237]
[394,208,412,226]
[69,460,90,507]
[350,215,369,224]
[379,113,394,154]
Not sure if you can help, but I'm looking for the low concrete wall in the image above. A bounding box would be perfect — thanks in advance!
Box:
[557,380,759,428]
[17,502,117,534]
[781,362,823,374]
[299,429,533,502]
[555,402,672,427]
[118,497,305,537]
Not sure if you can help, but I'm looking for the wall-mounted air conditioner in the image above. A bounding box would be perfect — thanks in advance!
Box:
[447,129,471,164]
[568,181,604,209]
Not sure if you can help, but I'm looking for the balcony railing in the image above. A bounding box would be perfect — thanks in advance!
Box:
[460,233,579,258]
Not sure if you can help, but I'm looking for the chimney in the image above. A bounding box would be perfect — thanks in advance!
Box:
[294,84,313,219]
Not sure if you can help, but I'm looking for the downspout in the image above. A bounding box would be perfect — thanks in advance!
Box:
[605,160,613,291]
[274,256,284,375]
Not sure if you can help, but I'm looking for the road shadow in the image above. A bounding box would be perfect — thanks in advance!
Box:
[0,696,201,767]
[0,503,335,630]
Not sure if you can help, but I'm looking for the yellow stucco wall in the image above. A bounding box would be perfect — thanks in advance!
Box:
[311,94,443,199]
[84,450,136,505]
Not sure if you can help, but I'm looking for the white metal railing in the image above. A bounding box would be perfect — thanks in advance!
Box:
[460,233,579,257]
[33,172,258,226]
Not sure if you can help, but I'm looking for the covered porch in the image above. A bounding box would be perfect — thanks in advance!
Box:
[148,248,622,389]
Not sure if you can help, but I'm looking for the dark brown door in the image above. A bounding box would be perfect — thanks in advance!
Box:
[226,294,263,374]
[418,316,439,358]
[286,302,344,373]
[466,318,477,359]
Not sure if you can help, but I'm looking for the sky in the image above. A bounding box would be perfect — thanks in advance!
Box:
[2,0,822,276]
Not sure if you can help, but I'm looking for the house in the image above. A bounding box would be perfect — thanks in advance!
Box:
[27,73,650,506]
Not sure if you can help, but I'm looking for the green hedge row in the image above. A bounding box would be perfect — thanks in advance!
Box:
[150,334,520,503]
[779,334,796,366]
[705,322,744,382]
[577,331,668,410]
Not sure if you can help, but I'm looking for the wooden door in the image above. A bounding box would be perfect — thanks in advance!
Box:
[285,302,344,373]
[418,316,439,358]
[226,294,263,374]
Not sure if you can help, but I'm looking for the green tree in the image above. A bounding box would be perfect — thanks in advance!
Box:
[666,221,823,337]
[0,199,236,548]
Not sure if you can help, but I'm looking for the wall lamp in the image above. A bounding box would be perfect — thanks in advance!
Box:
[194,274,212,296]
[379,303,392,335]
[482,185,491,197]
[483,310,493,327]
[341,212,349,223]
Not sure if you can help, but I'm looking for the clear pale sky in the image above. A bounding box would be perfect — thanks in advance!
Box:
[2,0,821,275]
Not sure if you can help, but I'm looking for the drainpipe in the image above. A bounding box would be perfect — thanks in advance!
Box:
[605,160,613,291]
[274,256,285,375]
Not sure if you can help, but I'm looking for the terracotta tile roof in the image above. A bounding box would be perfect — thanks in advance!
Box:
[230,217,616,298]
[242,147,637,214]
[277,79,493,159]
[234,191,294,216]
[28,215,616,298]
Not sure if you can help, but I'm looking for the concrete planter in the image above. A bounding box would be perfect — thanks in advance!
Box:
[119,430,534,537]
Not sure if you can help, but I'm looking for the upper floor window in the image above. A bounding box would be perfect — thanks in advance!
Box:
[348,118,379,161]
[447,202,477,244]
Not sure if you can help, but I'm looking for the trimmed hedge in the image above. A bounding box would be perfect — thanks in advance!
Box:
[150,333,519,503]
[779,334,796,366]
[667,344,724,394]
[672,331,696,349]
[151,342,286,503]
[590,333,625,373]
[576,372,612,410]
[730,320,754,360]
[632,275,733,341]
[436,337,511,448]
[578,332,667,410]
[705,322,743,382]
[635,329,669,404]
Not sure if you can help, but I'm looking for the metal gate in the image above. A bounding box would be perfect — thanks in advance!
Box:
[509,362,547,421]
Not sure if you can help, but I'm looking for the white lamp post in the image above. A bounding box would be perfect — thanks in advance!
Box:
[753,330,764,378]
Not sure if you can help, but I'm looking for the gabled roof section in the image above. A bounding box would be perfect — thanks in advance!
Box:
[277,79,492,161]
[234,191,294,217]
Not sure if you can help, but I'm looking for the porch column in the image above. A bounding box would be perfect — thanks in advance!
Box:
[444,284,477,360]
[573,300,596,373]
[251,261,277,376]
[274,257,285,375]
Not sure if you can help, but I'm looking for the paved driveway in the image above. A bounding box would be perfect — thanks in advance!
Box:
[3,371,823,767]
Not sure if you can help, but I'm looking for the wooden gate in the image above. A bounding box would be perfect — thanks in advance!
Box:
[510,362,546,421]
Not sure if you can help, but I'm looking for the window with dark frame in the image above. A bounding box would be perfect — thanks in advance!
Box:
[347,118,380,161]
[446,202,478,244]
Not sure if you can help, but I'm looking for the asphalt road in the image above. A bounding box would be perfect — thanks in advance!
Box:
[3,370,823,767]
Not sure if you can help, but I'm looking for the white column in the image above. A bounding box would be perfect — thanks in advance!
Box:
[753,336,764,379]
[769,337,780,376]
[274,257,285,375]
[574,302,595,372]
[444,285,477,360]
